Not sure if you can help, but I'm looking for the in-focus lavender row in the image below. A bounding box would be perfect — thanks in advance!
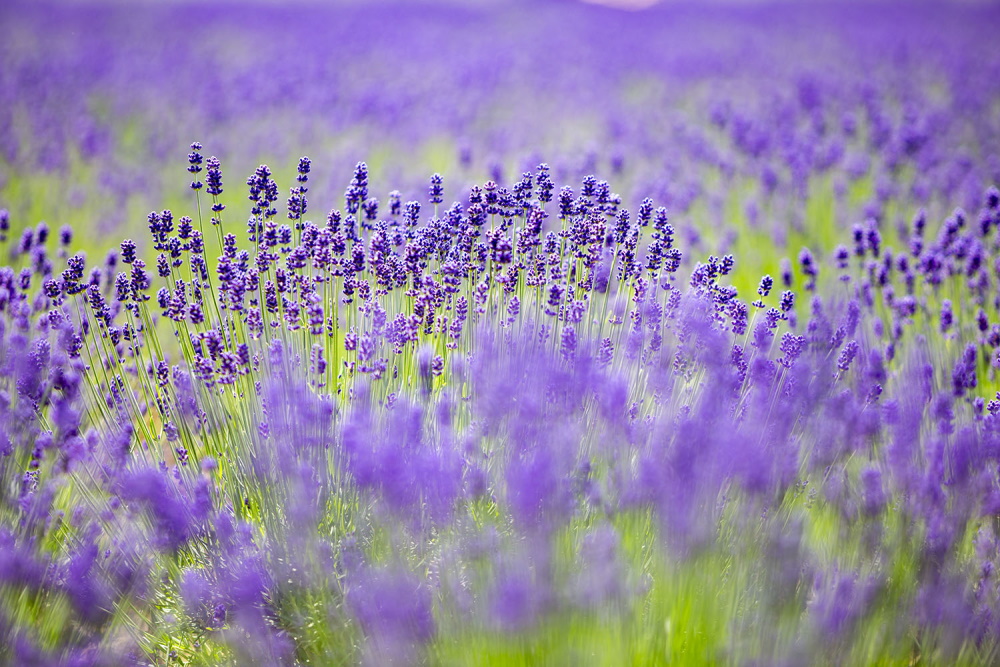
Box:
[1,137,1000,663]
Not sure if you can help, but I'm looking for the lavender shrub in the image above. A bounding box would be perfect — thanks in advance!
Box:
[0,143,997,664]
[1,1,1000,665]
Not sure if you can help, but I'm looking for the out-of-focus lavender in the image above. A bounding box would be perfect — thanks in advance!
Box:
[2,1,1000,665]
[2,2,999,240]
[0,143,998,662]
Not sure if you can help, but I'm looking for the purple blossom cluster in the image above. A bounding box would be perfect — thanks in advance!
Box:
[0,139,998,662]
[1,1,1000,665]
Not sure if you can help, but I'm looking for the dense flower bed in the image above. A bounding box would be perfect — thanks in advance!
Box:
[2,2,1000,665]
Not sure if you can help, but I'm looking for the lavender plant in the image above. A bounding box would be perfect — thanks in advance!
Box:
[0,138,999,665]
[2,2,1000,666]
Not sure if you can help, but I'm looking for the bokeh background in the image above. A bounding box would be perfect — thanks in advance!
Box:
[3,0,998,285]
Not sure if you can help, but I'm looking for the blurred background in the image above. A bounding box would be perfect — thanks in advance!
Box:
[1,0,999,278]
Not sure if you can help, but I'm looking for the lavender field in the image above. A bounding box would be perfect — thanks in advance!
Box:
[2,1,1000,665]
